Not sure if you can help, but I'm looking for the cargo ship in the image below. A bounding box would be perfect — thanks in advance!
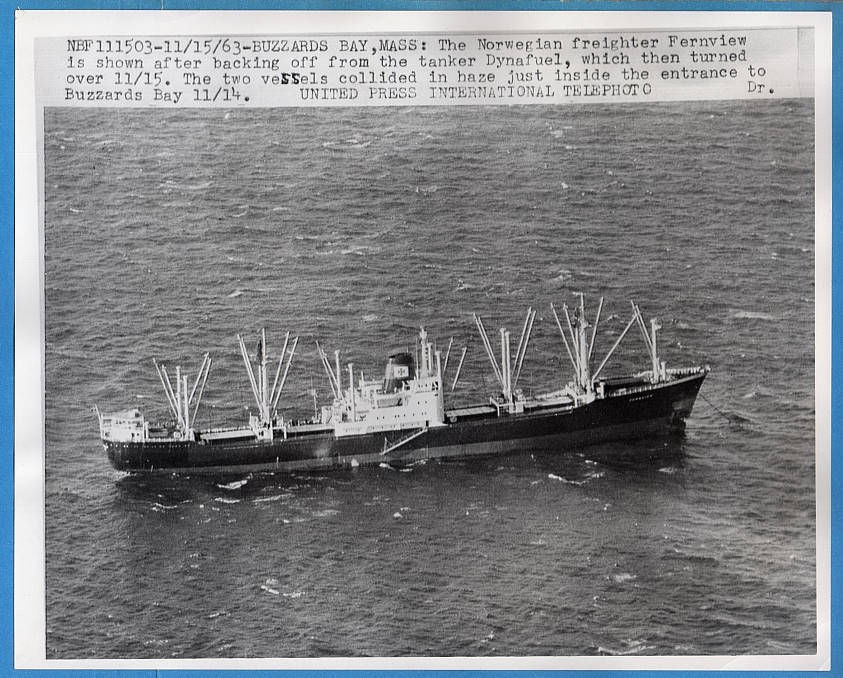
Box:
[98,296,708,475]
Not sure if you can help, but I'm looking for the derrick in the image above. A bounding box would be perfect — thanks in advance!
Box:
[153,352,212,440]
[551,294,667,393]
[237,328,299,427]
[473,306,536,412]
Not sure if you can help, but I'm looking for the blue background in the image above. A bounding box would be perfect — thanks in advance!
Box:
[1,0,838,676]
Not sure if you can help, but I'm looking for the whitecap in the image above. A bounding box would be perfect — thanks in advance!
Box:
[260,585,280,595]
[324,137,371,149]
[729,309,776,321]
[227,289,243,298]
[552,269,572,283]
[218,479,248,490]
[253,494,284,503]
[214,497,240,504]
[548,473,587,485]
[182,180,213,191]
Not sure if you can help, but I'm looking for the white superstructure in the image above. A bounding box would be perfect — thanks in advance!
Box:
[325,328,446,438]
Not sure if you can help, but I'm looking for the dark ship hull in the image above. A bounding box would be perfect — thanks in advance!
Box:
[105,369,707,475]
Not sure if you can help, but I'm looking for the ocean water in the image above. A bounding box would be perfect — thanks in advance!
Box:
[43,101,816,659]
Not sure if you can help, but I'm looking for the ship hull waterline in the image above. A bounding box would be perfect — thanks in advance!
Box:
[105,372,706,475]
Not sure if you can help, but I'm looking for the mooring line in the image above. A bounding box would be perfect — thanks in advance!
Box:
[698,390,739,424]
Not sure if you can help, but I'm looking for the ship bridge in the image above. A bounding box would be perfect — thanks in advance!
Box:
[330,328,446,438]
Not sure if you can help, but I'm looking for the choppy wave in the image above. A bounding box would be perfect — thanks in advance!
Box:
[44,102,816,659]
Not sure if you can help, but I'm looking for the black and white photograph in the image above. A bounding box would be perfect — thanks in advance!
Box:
[16,11,829,668]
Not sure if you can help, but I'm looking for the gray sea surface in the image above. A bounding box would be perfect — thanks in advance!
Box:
[43,101,816,659]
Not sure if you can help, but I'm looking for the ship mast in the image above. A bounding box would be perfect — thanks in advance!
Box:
[316,341,342,400]
[450,346,468,392]
[441,337,454,375]
[237,329,298,426]
[473,307,535,411]
[153,353,211,440]
[629,302,664,383]
[554,296,667,390]
[551,295,601,394]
